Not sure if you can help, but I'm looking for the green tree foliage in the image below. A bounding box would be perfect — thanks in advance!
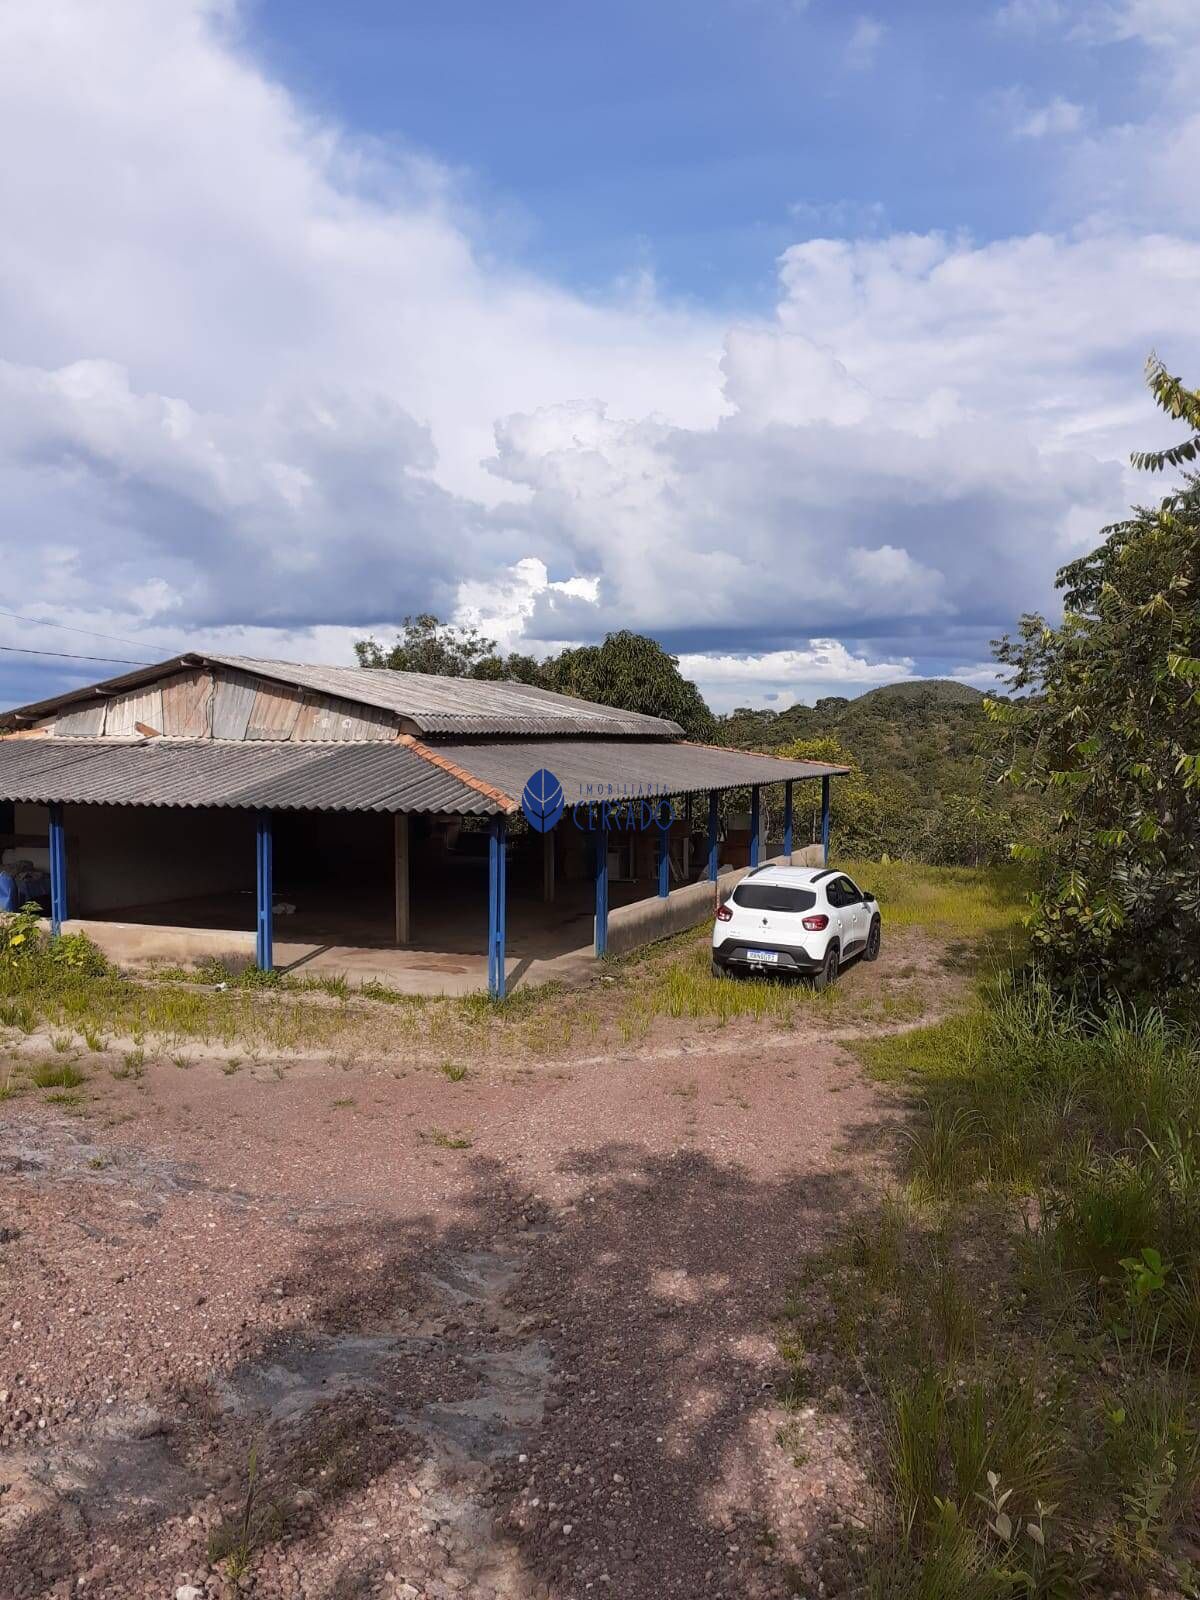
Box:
[721,683,1023,866]
[1130,354,1200,473]
[541,631,715,740]
[354,614,504,677]
[773,736,892,857]
[989,358,1200,997]
[353,619,714,738]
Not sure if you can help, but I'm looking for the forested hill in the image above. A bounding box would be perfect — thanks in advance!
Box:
[717,680,1007,862]
[718,679,986,776]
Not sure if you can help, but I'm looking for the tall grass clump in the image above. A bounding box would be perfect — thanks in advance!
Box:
[785,974,1200,1595]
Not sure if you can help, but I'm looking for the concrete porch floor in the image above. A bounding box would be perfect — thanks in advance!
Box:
[65,868,684,996]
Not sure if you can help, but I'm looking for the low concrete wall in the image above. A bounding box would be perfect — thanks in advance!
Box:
[55,918,258,970]
[605,874,721,958]
[603,847,826,958]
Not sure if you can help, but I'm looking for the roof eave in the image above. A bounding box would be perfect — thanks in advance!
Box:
[1,654,206,726]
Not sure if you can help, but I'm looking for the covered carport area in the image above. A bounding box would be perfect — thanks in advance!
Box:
[0,732,845,997]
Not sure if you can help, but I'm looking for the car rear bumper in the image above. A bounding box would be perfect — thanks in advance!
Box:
[712,937,824,973]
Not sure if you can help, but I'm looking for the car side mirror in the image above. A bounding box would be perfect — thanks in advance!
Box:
[860,890,873,902]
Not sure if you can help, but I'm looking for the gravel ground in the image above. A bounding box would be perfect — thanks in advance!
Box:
[0,945,925,1600]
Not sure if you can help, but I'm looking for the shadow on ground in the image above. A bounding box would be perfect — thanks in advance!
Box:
[0,1125,904,1599]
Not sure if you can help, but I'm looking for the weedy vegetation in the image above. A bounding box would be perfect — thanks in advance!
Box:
[30,1059,86,1090]
[420,1127,473,1150]
[779,971,1200,1596]
[207,1445,281,1579]
[0,860,1002,1069]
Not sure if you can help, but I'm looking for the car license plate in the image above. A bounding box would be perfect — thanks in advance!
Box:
[746,948,779,963]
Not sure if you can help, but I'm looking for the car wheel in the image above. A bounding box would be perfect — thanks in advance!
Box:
[813,945,839,991]
[711,960,728,980]
[864,917,882,962]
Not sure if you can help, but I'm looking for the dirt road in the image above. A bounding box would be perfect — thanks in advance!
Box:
[0,969,914,1599]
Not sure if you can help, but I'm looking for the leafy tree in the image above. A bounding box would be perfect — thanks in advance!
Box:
[989,358,1200,997]
[922,792,1012,870]
[354,614,505,678]
[772,736,896,858]
[542,631,716,740]
[1130,354,1200,473]
[718,684,1028,866]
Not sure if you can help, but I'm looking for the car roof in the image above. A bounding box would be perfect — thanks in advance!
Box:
[737,865,844,888]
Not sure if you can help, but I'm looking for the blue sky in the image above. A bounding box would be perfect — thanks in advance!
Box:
[0,0,1196,712]
[247,0,1119,299]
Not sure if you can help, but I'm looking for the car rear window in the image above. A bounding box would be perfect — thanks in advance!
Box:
[731,884,817,913]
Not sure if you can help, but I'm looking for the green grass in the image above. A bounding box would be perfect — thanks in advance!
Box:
[770,864,1200,1594]
[420,1127,473,1150]
[785,962,1200,1596]
[838,858,1029,938]
[30,1059,86,1090]
[0,861,1026,1071]
[0,1062,25,1100]
[0,998,36,1033]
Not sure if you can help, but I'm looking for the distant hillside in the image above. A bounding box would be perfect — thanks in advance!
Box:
[855,679,985,708]
[718,678,988,778]
[717,678,1007,861]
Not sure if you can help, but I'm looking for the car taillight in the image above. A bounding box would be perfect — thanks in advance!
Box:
[802,914,829,931]
[715,904,733,922]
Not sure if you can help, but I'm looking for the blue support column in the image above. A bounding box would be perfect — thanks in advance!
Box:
[594,822,609,956]
[48,802,67,936]
[783,780,794,859]
[657,800,670,898]
[255,810,274,972]
[821,775,831,865]
[707,790,719,883]
[749,785,761,868]
[488,814,507,999]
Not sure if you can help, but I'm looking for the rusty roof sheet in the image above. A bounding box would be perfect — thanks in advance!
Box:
[1,653,684,738]
[0,738,501,814]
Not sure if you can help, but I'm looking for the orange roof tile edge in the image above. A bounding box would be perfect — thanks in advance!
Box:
[397,733,518,811]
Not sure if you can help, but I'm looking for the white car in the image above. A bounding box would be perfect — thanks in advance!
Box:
[711,865,881,989]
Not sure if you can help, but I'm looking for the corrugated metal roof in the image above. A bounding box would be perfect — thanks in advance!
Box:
[1,653,684,739]
[208,657,682,736]
[430,739,848,796]
[0,739,500,814]
[0,732,844,816]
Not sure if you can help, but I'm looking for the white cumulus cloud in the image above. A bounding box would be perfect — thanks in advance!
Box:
[1012,96,1085,138]
[0,0,1196,718]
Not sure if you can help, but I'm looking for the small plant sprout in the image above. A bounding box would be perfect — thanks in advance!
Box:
[207,1443,280,1578]
[421,1128,473,1150]
[1120,1246,1169,1305]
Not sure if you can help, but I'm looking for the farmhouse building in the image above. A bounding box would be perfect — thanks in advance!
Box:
[0,655,845,995]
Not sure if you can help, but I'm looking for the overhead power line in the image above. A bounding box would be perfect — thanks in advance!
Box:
[0,645,151,666]
[0,606,148,652]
